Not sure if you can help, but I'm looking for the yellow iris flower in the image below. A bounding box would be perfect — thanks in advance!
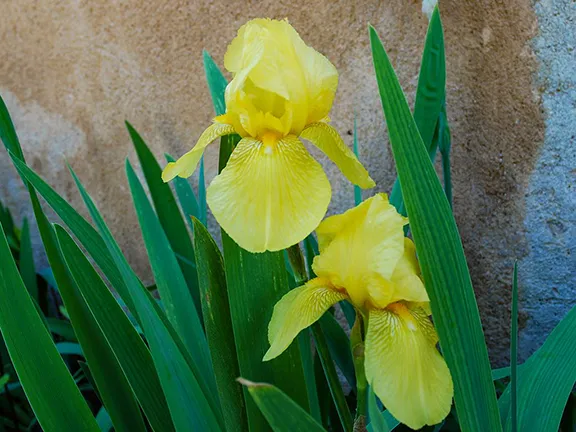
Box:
[264,194,453,430]
[162,19,375,253]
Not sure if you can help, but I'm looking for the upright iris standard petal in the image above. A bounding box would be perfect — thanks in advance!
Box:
[263,278,347,361]
[207,135,331,253]
[312,194,406,307]
[161,122,235,182]
[365,305,453,430]
[300,122,376,189]
[367,238,429,309]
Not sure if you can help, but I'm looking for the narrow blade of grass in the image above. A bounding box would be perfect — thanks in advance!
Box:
[239,379,325,432]
[192,218,248,432]
[0,227,99,432]
[126,122,201,316]
[55,225,175,432]
[370,22,501,432]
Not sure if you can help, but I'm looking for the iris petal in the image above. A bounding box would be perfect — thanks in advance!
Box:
[364,305,453,430]
[207,135,331,252]
[300,122,375,189]
[368,238,429,309]
[161,122,235,182]
[312,194,406,307]
[264,278,347,361]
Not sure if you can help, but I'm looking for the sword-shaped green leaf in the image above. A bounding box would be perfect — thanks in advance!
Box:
[55,225,173,432]
[0,227,99,432]
[370,18,501,431]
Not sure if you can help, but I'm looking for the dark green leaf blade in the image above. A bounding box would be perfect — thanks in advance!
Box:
[19,217,38,302]
[51,224,146,432]
[8,154,136,315]
[240,379,324,432]
[319,314,356,389]
[69,167,221,431]
[203,50,227,116]
[55,225,175,432]
[126,122,201,315]
[192,218,248,432]
[389,7,446,215]
[165,154,200,232]
[222,234,311,429]
[370,22,501,432]
[0,227,99,432]
[311,323,354,432]
[126,160,218,408]
[367,386,389,432]
[507,306,576,432]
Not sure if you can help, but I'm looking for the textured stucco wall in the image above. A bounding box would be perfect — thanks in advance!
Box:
[0,0,571,365]
[518,0,575,360]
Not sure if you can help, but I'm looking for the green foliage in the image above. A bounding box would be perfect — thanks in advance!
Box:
[240,379,325,432]
[0,228,98,432]
[0,7,573,432]
[370,16,502,432]
[192,218,247,432]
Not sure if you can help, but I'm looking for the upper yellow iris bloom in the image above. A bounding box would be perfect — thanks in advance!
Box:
[264,194,453,430]
[162,19,374,253]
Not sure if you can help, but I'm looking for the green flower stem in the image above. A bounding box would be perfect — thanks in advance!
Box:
[351,314,367,431]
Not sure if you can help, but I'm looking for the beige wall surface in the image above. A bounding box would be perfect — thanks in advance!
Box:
[0,0,548,365]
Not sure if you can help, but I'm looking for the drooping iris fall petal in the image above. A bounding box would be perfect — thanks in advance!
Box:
[162,18,374,253]
[161,122,235,182]
[207,135,331,253]
[263,278,347,361]
[300,122,375,189]
[365,305,453,430]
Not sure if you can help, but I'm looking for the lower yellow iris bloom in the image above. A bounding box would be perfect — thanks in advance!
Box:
[264,194,453,430]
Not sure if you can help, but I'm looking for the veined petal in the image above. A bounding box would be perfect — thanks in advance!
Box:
[264,278,347,361]
[365,305,453,430]
[207,135,331,253]
[300,122,375,189]
[312,194,406,307]
[161,122,235,182]
[368,238,429,309]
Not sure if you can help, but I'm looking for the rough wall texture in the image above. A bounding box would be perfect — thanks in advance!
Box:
[0,0,570,365]
[518,0,576,360]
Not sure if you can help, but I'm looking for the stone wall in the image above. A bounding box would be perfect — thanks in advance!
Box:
[1,0,573,365]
